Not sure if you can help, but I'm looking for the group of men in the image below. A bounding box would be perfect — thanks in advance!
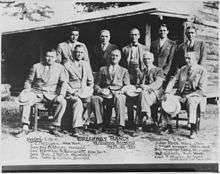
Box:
[17,24,207,139]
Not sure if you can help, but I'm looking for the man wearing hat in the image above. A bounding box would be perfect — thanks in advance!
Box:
[91,49,130,136]
[164,51,207,138]
[57,27,89,64]
[16,49,67,137]
[136,52,165,132]
[64,45,94,136]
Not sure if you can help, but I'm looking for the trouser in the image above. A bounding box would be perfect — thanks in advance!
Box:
[137,90,157,124]
[21,94,66,127]
[91,94,126,127]
[127,96,138,126]
[162,95,205,125]
[68,96,91,128]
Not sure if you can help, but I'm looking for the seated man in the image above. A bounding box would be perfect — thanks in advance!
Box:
[64,45,94,136]
[126,61,143,130]
[136,52,165,131]
[16,48,67,137]
[164,51,207,139]
[91,49,130,136]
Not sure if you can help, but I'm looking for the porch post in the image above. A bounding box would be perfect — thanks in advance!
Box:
[145,22,151,51]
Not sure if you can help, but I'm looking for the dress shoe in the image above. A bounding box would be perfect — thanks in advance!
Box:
[189,123,197,139]
[49,126,63,137]
[189,132,197,139]
[15,129,29,138]
[71,127,83,137]
[117,126,124,136]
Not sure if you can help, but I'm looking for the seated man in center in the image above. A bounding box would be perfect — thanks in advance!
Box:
[64,45,94,136]
[136,52,165,132]
[91,49,130,136]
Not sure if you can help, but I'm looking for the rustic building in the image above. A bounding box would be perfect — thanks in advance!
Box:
[1,1,219,99]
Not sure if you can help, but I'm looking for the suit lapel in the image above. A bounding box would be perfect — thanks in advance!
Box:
[155,39,160,54]
[69,61,82,80]
[65,42,73,58]
[106,66,113,82]
[112,66,121,84]
[126,45,132,65]
[159,39,169,54]
[180,66,189,93]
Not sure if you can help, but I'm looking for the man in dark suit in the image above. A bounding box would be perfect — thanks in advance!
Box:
[174,26,207,70]
[121,28,149,72]
[150,24,176,80]
[57,27,89,64]
[91,49,130,136]
[91,30,118,72]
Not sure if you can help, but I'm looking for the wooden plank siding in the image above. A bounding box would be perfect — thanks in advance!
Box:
[193,2,219,98]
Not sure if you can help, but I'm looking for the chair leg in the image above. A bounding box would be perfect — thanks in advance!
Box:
[34,104,38,131]
[176,114,179,129]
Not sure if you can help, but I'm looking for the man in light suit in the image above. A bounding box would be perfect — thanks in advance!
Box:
[57,27,89,64]
[64,45,94,136]
[174,26,207,70]
[16,49,67,137]
[136,52,165,132]
[91,30,118,72]
[121,28,149,73]
[164,51,207,139]
[91,49,130,136]
[150,24,176,82]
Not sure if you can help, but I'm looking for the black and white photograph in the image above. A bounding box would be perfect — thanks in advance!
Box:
[1,0,219,172]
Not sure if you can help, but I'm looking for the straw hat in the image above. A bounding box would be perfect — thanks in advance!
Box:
[100,88,113,99]
[124,85,142,97]
[162,94,181,116]
[77,86,94,99]
[17,90,37,105]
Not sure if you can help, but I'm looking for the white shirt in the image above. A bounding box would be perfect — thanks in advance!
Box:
[159,38,167,47]
[101,43,109,51]
[109,64,119,75]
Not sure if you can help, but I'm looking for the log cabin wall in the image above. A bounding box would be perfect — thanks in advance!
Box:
[190,2,219,97]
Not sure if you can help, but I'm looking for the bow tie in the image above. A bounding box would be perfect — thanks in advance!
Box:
[132,43,138,47]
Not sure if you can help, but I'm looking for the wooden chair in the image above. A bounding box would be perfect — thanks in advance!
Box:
[167,97,206,132]
[31,102,57,131]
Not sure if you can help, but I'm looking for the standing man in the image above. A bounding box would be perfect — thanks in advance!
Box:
[64,45,94,136]
[164,51,207,138]
[16,49,67,137]
[136,52,165,132]
[57,27,89,64]
[175,26,207,69]
[121,28,149,73]
[91,30,118,72]
[150,24,176,80]
[91,49,130,136]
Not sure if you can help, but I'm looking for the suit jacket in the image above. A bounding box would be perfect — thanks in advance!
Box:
[140,66,165,99]
[91,43,118,72]
[94,65,130,94]
[150,39,176,76]
[165,64,207,96]
[57,41,89,64]
[64,60,94,91]
[121,43,148,71]
[24,62,67,100]
[175,40,207,69]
